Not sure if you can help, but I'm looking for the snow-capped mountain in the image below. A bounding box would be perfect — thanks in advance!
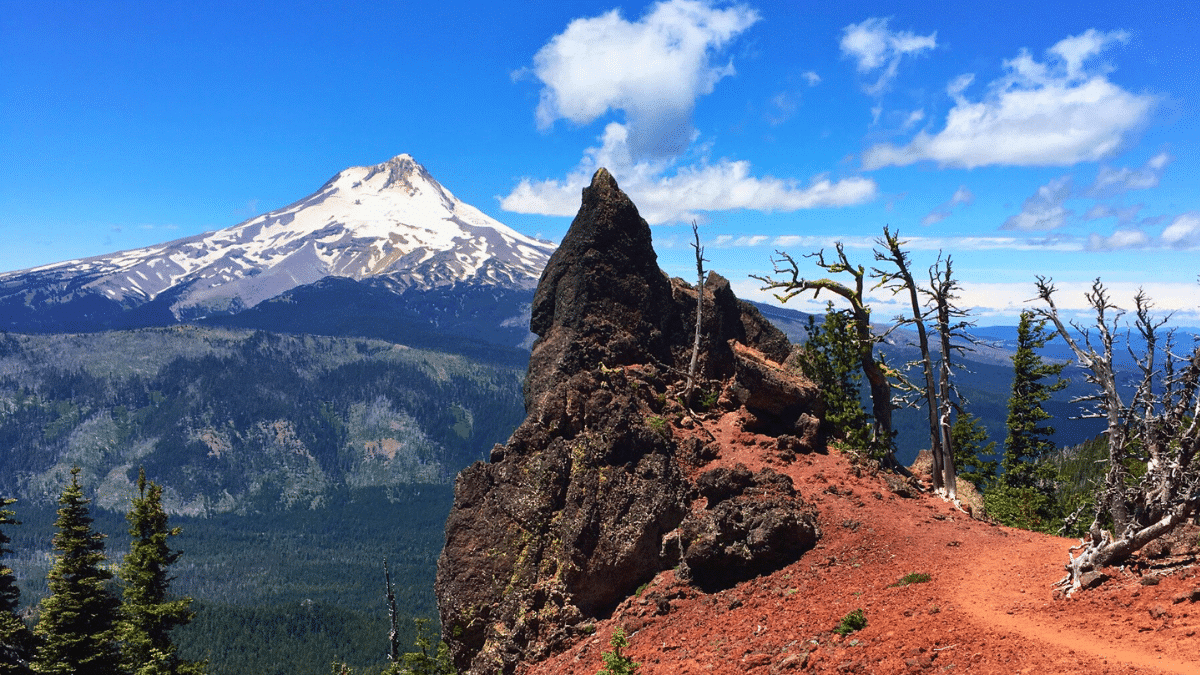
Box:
[0,155,555,327]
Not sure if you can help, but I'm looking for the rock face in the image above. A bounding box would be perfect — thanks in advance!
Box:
[435,169,822,674]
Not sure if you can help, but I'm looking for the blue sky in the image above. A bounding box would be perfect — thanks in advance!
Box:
[3,0,1198,325]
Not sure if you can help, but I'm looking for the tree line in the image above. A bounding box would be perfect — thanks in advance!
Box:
[762,227,1200,592]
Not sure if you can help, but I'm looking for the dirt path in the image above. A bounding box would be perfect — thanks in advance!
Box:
[952,531,1198,675]
[525,418,1200,675]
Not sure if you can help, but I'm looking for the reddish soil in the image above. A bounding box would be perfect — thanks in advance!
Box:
[524,412,1200,675]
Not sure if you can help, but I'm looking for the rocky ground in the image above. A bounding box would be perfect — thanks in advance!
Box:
[525,407,1200,675]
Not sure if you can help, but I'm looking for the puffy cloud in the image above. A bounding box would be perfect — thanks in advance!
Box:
[921,185,974,225]
[501,123,878,223]
[1161,212,1200,249]
[840,17,937,95]
[505,1,878,223]
[521,0,759,160]
[1002,176,1073,231]
[863,29,1153,169]
[1088,152,1171,196]
[802,71,822,86]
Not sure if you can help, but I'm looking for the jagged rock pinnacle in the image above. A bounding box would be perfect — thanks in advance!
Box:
[436,169,823,675]
[525,167,680,409]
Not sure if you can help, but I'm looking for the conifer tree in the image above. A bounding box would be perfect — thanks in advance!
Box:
[950,411,997,487]
[32,468,121,675]
[1001,312,1066,486]
[985,311,1066,530]
[1,497,35,674]
[118,468,202,675]
[796,304,872,449]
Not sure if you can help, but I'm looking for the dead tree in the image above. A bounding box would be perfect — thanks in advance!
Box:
[875,228,956,498]
[924,254,974,502]
[684,221,706,406]
[756,244,902,469]
[384,558,399,662]
[1035,277,1200,592]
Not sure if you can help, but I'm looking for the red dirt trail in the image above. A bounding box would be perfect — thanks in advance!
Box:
[524,412,1200,675]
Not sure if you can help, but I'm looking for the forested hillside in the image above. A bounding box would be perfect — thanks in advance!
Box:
[0,328,524,514]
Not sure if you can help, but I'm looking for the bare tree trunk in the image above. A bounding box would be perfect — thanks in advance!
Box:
[755,245,904,471]
[876,229,944,494]
[929,256,966,501]
[385,558,399,662]
[684,222,705,407]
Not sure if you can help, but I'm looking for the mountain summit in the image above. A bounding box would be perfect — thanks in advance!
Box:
[0,154,555,330]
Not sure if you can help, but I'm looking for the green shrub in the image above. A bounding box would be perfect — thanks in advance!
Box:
[645,416,669,438]
[889,572,931,587]
[833,608,866,636]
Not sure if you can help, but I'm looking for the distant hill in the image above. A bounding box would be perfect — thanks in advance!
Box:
[0,327,525,514]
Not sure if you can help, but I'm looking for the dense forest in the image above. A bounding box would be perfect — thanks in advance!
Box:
[0,327,524,674]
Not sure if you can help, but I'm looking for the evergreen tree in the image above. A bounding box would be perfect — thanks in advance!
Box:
[1,497,35,674]
[950,411,997,488]
[1001,312,1066,485]
[985,312,1067,531]
[795,304,872,450]
[118,469,203,675]
[32,468,122,675]
[384,618,453,675]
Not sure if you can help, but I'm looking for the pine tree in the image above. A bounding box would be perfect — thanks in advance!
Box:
[796,304,872,450]
[1,497,35,674]
[1001,312,1066,486]
[118,469,202,675]
[32,468,122,675]
[950,411,997,487]
[985,311,1067,531]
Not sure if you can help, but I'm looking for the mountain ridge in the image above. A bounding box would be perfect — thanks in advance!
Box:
[0,154,555,331]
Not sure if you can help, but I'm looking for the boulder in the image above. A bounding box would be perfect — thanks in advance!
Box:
[679,465,821,591]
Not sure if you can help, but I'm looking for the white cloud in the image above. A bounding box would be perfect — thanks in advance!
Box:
[921,184,974,225]
[1161,212,1200,249]
[802,71,821,86]
[711,234,770,247]
[500,123,878,222]
[1088,152,1172,196]
[863,29,1154,169]
[505,5,878,224]
[1086,229,1151,251]
[1084,203,1142,225]
[902,109,925,130]
[1002,176,1073,231]
[521,0,759,160]
[840,17,937,96]
[732,277,1200,327]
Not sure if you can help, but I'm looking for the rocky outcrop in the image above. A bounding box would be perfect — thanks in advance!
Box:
[677,465,820,591]
[436,168,823,674]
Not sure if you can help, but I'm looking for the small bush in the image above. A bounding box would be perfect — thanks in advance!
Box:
[889,572,931,587]
[833,609,866,636]
[645,415,669,438]
[597,626,639,675]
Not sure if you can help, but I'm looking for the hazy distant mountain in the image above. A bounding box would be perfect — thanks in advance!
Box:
[0,154,556,343]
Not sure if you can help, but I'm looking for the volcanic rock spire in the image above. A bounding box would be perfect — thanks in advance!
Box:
[436,168,822,675]
[524,168,683,409]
